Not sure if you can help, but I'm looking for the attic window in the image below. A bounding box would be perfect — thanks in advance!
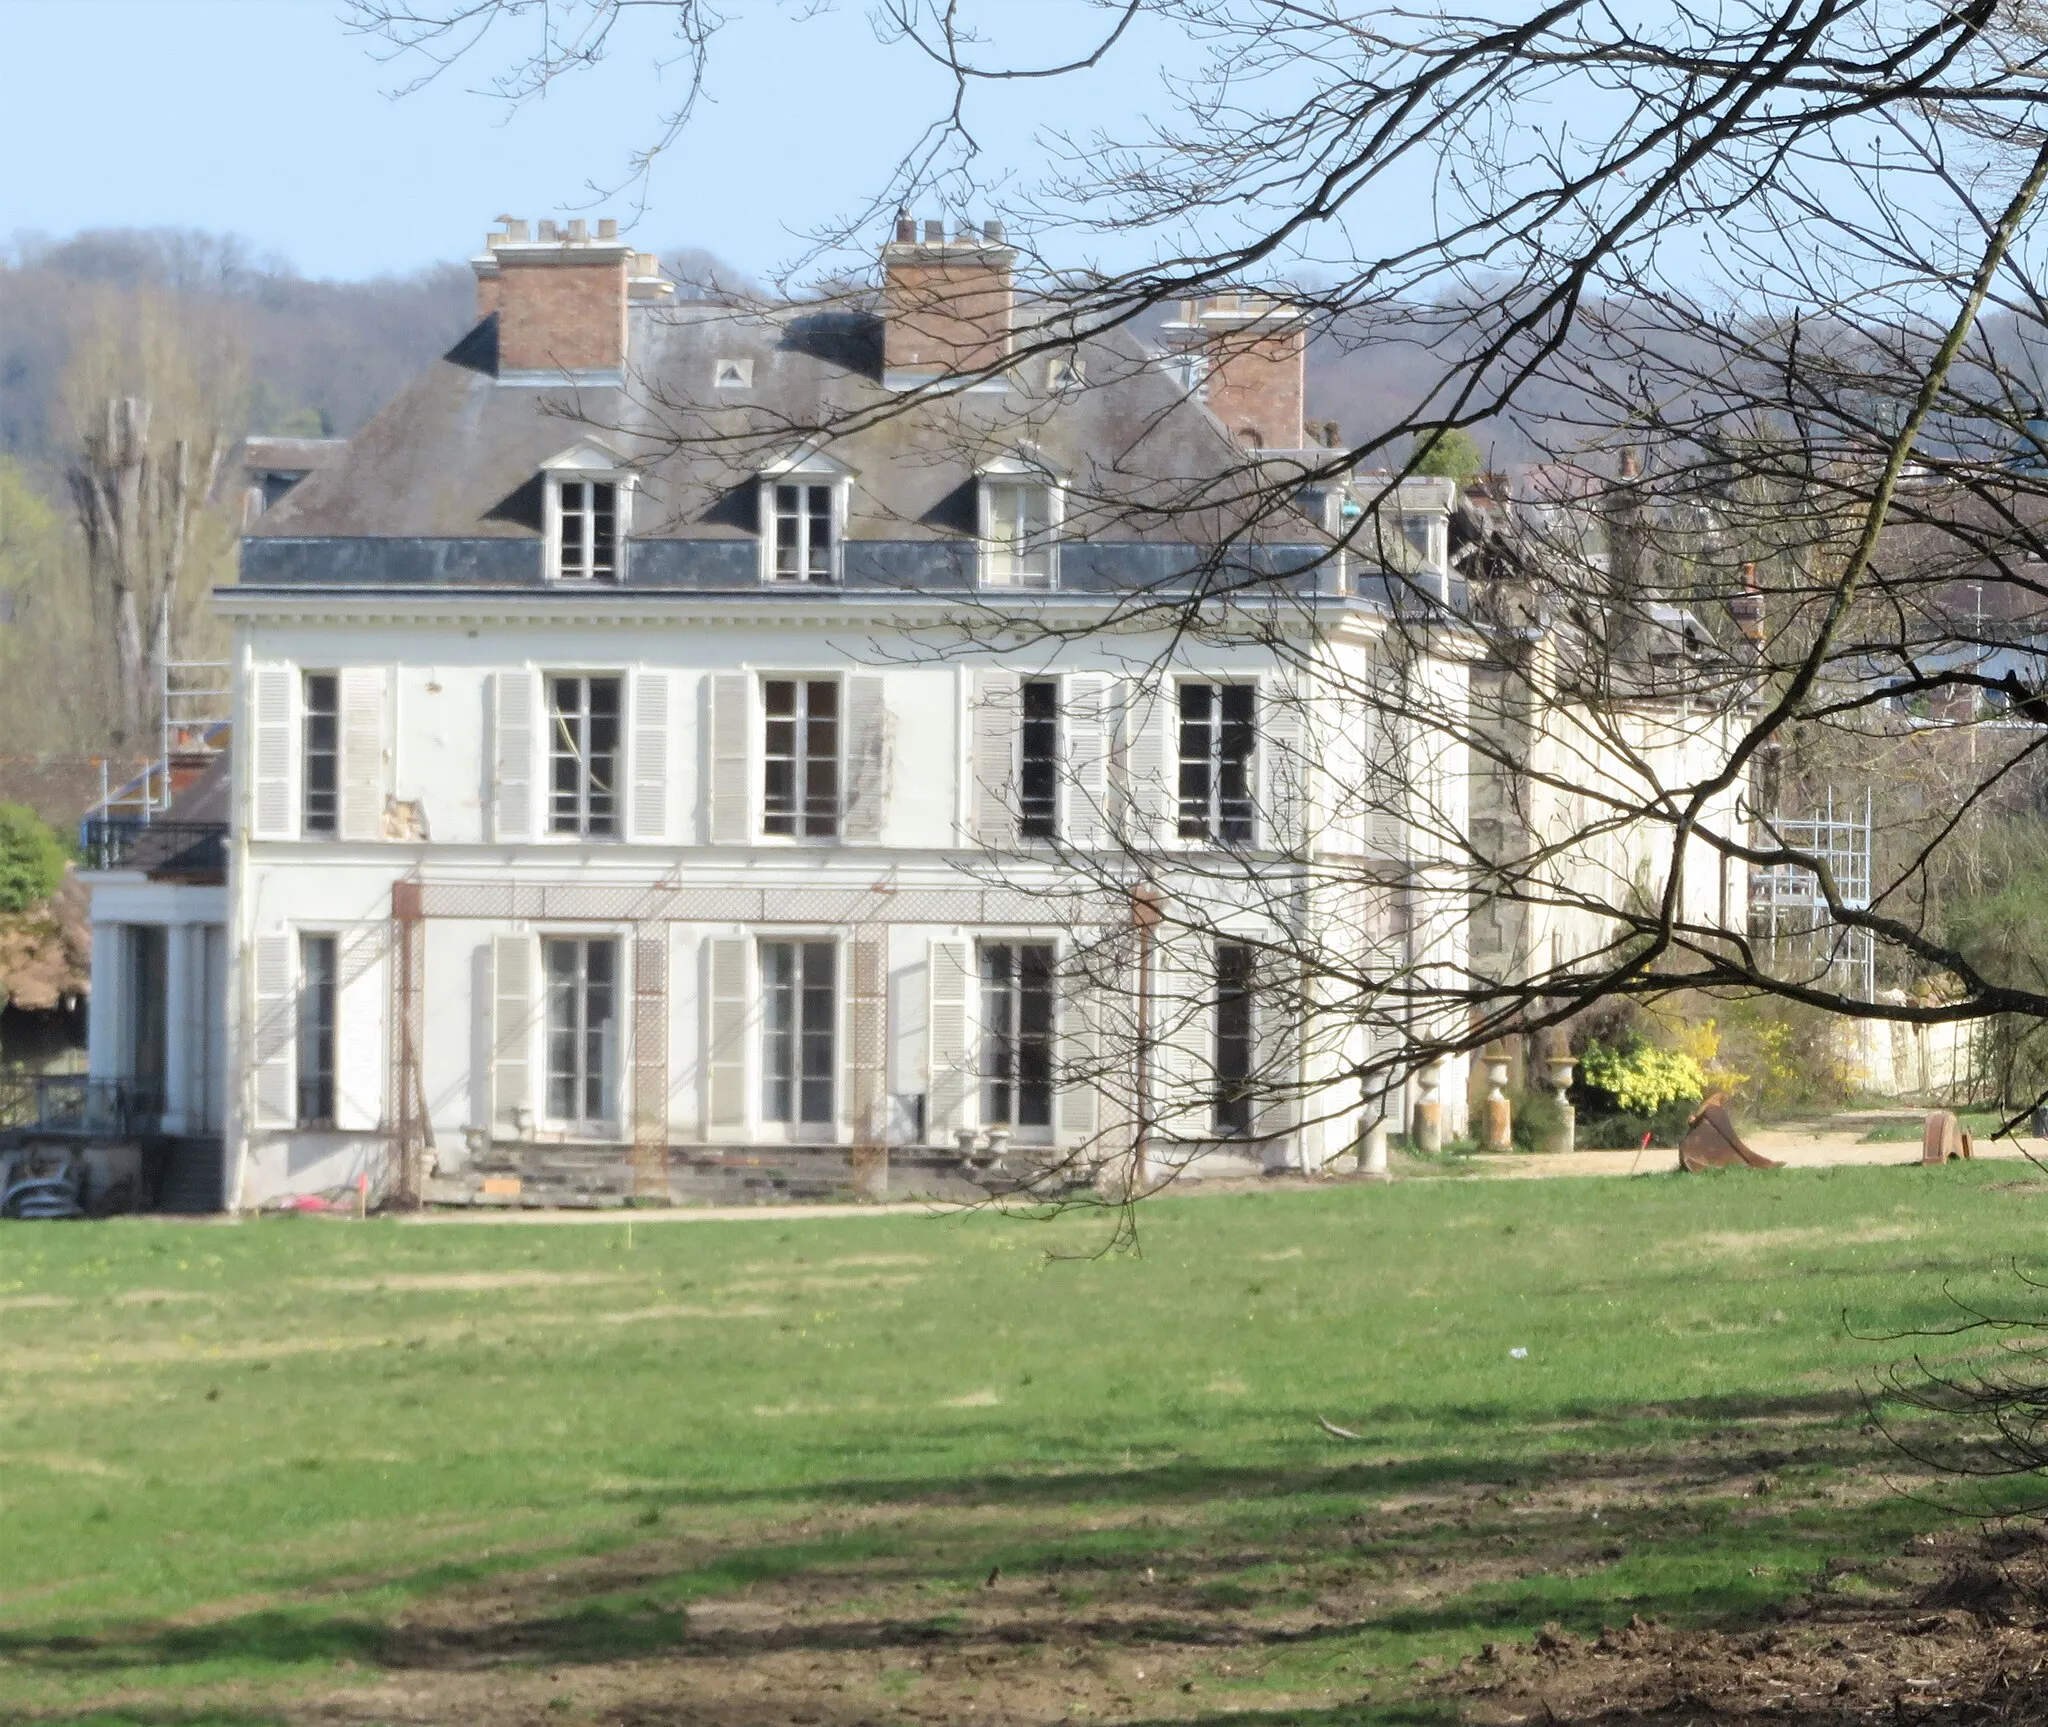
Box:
[552,479,618,581]
[714,357,753,390]
[980,478,1059,589]
[771,483,838,584]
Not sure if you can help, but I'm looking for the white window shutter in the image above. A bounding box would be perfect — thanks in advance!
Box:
[491,670,538,843]
[1254,948,1299,1139]
[251,933,295,1127]
[339,667,388,843]
[848,936,887,1143]
[704,935,749,1136]
[709,673,750,846]
[631,671,671,842]
[1057,960,1100,1144]
[1260,673,1306,852]
[842,675,888,843]
[1065,674,1111,849]
[632,931,669,1143]
[333,927,386,1132]
[927,939,973,1138]
[251,668,294,840]
[490,933,532,1130]
[971,671,1020,846]
[1118,678,1170,844]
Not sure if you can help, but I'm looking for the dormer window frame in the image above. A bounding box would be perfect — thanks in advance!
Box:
[541,442,635,585]
[977,455,1064,592]
[758,447,856,587]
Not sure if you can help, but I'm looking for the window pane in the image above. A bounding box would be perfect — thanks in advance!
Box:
[774,485,800,580]
[807,485,833,583]
[1178,683,1214,839]
[802,680,839,838]
[799,941,835,1124]
[302,673,339,836]
[1019,680,1059,840]
[762,942,795,1121]
[980,943,1015,1125]
[297,934,336,1124]
[1215,943,1255,1135]
[559,481,587,577]
[1018,944,1055,1127]
[763,680,797,834]
[546,940,580,1121]
[586,677,621,835]
[1219,685,1256,844]
[590,481,616,580]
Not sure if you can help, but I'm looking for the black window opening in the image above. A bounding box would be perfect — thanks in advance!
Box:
[761,939,836,1126]
[1178,683,1256,844]
[1018,680,1060,841]
[298,933,337,1127]
[772,482,836,583]
[302,672,339,837]
[127,925,168,1122]
[557,479,618,581]
[981,942,1055,1130]
[544,937,617,1127]
[763,678,839,838]
[547,675,622,837]
[1213,942,1255,1136]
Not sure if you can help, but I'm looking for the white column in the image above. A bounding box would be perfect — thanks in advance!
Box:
[87,924,125,1082]
[160,922,194,1136]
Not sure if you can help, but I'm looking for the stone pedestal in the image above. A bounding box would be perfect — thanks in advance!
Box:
[1546,1057,1577,1155]
[1356,1115,1389,1179]
[1412,1063,1443,1153]
[1482,1053,1513,1151]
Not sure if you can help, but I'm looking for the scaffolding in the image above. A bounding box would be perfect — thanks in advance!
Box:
[1750,787,1876,999]
[87,599,232,823]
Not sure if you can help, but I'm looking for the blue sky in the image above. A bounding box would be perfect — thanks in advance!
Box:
[0,0,1190,282]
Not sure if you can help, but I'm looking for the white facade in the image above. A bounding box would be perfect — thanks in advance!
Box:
[218,591,1463,1207]
[84,876,228,1141]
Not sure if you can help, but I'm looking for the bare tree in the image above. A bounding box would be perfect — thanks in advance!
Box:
[347,0,2048,1181]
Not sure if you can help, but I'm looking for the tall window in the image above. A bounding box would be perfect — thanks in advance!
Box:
[981,942,1054,1130]
[298,933,337,1127]
[1213,942,1255,1136]
[762,679,839,838]
[982,480,1055,588]
[1019,680,1059,840]
[555,479,617,581]
[547,675,621,837]
[772,483,836,584]
[1178,683,1256,844]
[761,940,835,1127]
[544,938,616,1127]
[302,673,339,837]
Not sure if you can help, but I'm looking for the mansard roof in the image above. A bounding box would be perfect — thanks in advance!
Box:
[251,299,1277,551]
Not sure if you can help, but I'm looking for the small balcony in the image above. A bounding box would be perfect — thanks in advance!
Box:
[81,819,228,881]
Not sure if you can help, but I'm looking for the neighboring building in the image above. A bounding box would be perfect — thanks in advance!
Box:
[164,212,1475,1209]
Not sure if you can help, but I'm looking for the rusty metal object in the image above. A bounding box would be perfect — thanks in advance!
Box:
[1921,1111,1973,1164]
[1678,1093,1782,1171]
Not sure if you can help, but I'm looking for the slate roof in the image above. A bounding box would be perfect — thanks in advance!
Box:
[248,298,1335,571]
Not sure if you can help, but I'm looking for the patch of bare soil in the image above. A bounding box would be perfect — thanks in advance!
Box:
[1445,1523,2048,1726]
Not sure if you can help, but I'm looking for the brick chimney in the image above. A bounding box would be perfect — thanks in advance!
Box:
[880,215,1017,384]
[471,217,667,373]
[1163,294,1308,450]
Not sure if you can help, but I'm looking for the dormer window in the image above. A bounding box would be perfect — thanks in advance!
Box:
[556,479,617,580]
[540,440,633,584]
[772,483,837,583]
[758,445,855,586]
[979,457,1062,590]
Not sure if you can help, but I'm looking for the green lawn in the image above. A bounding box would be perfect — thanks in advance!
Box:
[2,1163,2045,1725]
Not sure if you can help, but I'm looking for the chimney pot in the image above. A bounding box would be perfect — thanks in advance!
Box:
[538,219,559,242]
[597,217,617,240]
[895,210,916,243]
[508,218,530,242]
[1324,420,1341,447]
[924,219,945,244]
[983,219,1005,242]
[567,218,588,243]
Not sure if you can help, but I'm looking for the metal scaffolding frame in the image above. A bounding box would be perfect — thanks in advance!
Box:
[1749,787,1876,999]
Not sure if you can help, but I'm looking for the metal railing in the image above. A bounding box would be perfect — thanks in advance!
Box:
[81,819,228,877]
[0,1074,147,1137]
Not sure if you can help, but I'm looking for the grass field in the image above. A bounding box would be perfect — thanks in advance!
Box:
[3,1163,2047,1726]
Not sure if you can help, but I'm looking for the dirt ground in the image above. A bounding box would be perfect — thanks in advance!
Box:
[1446,1521,2048,1727]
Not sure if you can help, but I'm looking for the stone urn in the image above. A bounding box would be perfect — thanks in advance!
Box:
[1482,1053,1513,1152]
[1545,1056,1577,1155]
